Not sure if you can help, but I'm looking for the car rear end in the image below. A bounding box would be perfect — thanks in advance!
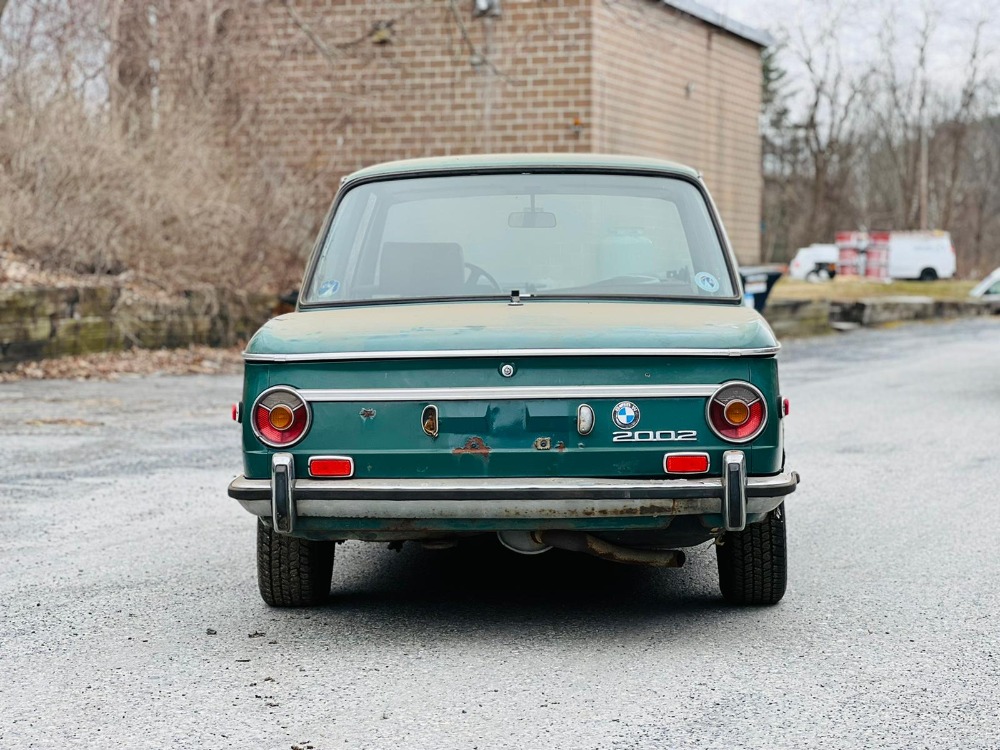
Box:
[231,347,794,537]
[229,154,798,607]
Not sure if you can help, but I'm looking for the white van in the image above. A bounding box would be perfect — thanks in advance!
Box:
[788,244,839,280]
[883,232,956,281]
[835,231,956,281]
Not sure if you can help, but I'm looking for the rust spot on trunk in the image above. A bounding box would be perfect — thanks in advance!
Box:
[359,408,377,420]
[555,441,566,452]
[453,436,491,456]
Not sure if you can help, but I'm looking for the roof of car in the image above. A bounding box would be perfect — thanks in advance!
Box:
[343,153,702,184]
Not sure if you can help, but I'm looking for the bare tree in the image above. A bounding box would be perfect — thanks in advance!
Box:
[762,0,1000,274]
[770,2,872,248]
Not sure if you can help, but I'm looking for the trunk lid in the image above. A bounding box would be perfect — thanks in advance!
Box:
[242,301,781,480]
[245,300,778,357]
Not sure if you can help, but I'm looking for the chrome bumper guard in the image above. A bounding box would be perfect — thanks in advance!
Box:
[229,452,799,534]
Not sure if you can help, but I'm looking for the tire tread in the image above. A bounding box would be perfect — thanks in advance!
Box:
[256,519,334,607]
[716,504,787,606]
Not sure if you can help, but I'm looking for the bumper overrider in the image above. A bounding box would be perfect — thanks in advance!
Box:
[228,450,799,535]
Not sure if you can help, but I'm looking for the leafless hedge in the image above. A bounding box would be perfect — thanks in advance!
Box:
[0,1,318,294]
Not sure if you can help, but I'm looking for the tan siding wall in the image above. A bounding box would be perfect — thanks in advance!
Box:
[591,0,763,262]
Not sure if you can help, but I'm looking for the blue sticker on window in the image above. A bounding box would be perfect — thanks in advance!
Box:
[694,272,720,293]
[318,280,341,297]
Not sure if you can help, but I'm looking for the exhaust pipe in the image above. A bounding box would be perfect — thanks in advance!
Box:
[497,530,552,555]
[532,530,685,567]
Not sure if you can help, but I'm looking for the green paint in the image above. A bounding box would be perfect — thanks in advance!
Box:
[246,300,777,358]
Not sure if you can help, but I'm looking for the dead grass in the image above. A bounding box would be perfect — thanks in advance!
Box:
[0,346,244,383]
[770,277,978,302]
[0,90,318,294]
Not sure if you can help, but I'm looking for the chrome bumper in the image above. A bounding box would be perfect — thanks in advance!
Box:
[228,452,799,534]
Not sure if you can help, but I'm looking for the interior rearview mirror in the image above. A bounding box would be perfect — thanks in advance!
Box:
[508,210,557,228]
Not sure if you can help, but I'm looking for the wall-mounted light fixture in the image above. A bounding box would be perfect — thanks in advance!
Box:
[473,0,501,17]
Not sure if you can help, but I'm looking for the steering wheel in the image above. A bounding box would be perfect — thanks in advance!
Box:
[464,262,502,291]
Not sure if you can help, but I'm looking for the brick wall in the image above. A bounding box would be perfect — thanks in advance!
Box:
[160,0,764,262]
[592,0,764,262]
[232,0,594,180]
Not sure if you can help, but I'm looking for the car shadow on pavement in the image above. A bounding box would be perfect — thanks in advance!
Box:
[309,537,748,637]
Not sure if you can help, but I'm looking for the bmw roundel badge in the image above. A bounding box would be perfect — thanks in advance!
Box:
[612,401,640,430]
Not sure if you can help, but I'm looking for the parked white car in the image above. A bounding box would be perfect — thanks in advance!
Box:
[788,244,839,280]
[970,268,1000,299]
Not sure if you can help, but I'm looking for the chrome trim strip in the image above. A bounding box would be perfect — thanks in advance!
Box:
[242,346,781,363]
[299,384,717,403]
[236,495,787,520]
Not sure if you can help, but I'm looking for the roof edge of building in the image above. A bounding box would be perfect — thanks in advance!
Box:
[662,0,774,48]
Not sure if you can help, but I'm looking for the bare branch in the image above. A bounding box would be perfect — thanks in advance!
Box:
[280,0,341,65]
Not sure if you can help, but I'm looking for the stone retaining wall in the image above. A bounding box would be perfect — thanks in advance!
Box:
[829,296,999,327]
[0,286,275,372]
[765,296,999,337]
[2,286,998,371]
[759,300,832,339]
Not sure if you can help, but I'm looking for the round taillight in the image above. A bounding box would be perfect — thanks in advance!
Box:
[707,382,766,443]
[251,387,311,448]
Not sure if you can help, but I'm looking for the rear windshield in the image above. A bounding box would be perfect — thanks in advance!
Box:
[302,172,737,305]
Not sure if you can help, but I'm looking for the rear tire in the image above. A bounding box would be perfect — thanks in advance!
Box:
[256,518,335,607]
[918,268,938,281]
[716,504,787,605]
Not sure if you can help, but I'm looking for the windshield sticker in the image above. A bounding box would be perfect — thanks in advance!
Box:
[694,272,720,293]
[318,280,341,298]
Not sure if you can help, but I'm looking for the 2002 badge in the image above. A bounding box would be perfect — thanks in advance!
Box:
[612,429,698,443]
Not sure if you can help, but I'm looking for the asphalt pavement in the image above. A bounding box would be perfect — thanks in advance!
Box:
[1,317,999,749]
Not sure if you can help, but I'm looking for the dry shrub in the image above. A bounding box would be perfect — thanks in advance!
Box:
[0,90,316,293]
[0,1,321,295]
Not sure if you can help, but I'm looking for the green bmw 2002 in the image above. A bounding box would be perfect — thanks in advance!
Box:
[229,154,799,607]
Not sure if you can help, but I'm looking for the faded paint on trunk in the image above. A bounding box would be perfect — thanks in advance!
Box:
[245,300,778,358]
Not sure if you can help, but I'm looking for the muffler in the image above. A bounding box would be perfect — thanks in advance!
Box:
[497,530,552,555]
[532,530,685,567]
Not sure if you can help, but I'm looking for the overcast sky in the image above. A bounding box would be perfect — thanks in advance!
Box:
[698,0,1000,76]
[696,0,1000,112]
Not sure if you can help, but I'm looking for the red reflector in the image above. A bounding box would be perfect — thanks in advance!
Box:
[308,457,355,478]
[664,453,710,474]
[783,398,790,417]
